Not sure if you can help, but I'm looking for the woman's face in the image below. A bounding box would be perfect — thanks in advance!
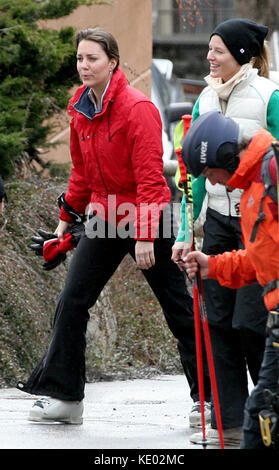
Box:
[202,167,233,186]
[207,35,241,83]
[76,39,117,92]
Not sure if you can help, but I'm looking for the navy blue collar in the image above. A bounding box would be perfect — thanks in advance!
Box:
[73,80,111,120]
[73,87,96,120]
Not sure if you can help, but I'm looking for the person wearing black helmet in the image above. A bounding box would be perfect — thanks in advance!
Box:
[172,18,279,444]
[182,110,242,178]
[181,109,279,449]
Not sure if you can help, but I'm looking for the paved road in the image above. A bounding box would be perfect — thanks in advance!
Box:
[0,374,241,458]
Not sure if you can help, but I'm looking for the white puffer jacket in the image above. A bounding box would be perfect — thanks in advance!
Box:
[198,68,278,216]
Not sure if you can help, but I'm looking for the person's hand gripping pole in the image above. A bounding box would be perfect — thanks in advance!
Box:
[177,114,224,449]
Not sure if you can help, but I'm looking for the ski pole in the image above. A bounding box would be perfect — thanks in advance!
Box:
[176,114,224,449]
[272,141,279,215]
[175,115,207,446]
[195,271,224,449]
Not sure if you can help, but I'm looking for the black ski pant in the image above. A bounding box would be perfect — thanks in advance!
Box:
[202,208,268,430]
[240,336,279,449]
[18,208,211,403]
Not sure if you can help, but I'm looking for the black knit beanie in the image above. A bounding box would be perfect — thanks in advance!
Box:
[210,18,268,65]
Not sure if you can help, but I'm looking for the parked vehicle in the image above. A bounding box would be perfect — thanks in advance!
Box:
[151,59,193,199]
[269,31,279,85]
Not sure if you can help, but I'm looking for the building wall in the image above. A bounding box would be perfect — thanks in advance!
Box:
[152,0,236,79]
[39,0,152,164]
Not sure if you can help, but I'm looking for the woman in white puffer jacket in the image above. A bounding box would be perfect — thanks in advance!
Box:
[172,18,279,447]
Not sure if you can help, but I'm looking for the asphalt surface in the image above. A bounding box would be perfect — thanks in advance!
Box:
[0,374,244,461]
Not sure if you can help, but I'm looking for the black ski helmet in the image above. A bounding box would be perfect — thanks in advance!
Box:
[182,110,241,178]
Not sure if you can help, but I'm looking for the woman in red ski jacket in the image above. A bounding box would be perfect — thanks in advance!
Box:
[182,110,279,449]
[61,57,171,245]
[18,28,210,425]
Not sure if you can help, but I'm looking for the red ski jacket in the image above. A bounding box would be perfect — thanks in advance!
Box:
[59,68,171,241]
[208,129,279,311]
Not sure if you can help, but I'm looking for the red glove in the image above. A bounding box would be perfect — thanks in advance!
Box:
[43,232,74,262]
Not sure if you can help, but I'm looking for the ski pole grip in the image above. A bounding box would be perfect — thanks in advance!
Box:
[176,148,187,184]
[182,114,192,135]
[176,114,193,185]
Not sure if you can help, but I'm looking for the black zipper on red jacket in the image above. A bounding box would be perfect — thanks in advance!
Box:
[108,99,114,142]
[94,99,115,194]
[95,153,109,196]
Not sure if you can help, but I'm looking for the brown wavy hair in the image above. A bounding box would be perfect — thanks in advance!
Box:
[251,41,270,78]
[75,28,120,72]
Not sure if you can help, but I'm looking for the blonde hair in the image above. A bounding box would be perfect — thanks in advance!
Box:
[251,41,270,78]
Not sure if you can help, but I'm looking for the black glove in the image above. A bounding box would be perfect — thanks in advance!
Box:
[30,229,66,271]
[66,223,84,247]
[266,310,279,347]
[42,252,67,271]
[30,225,84,271]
